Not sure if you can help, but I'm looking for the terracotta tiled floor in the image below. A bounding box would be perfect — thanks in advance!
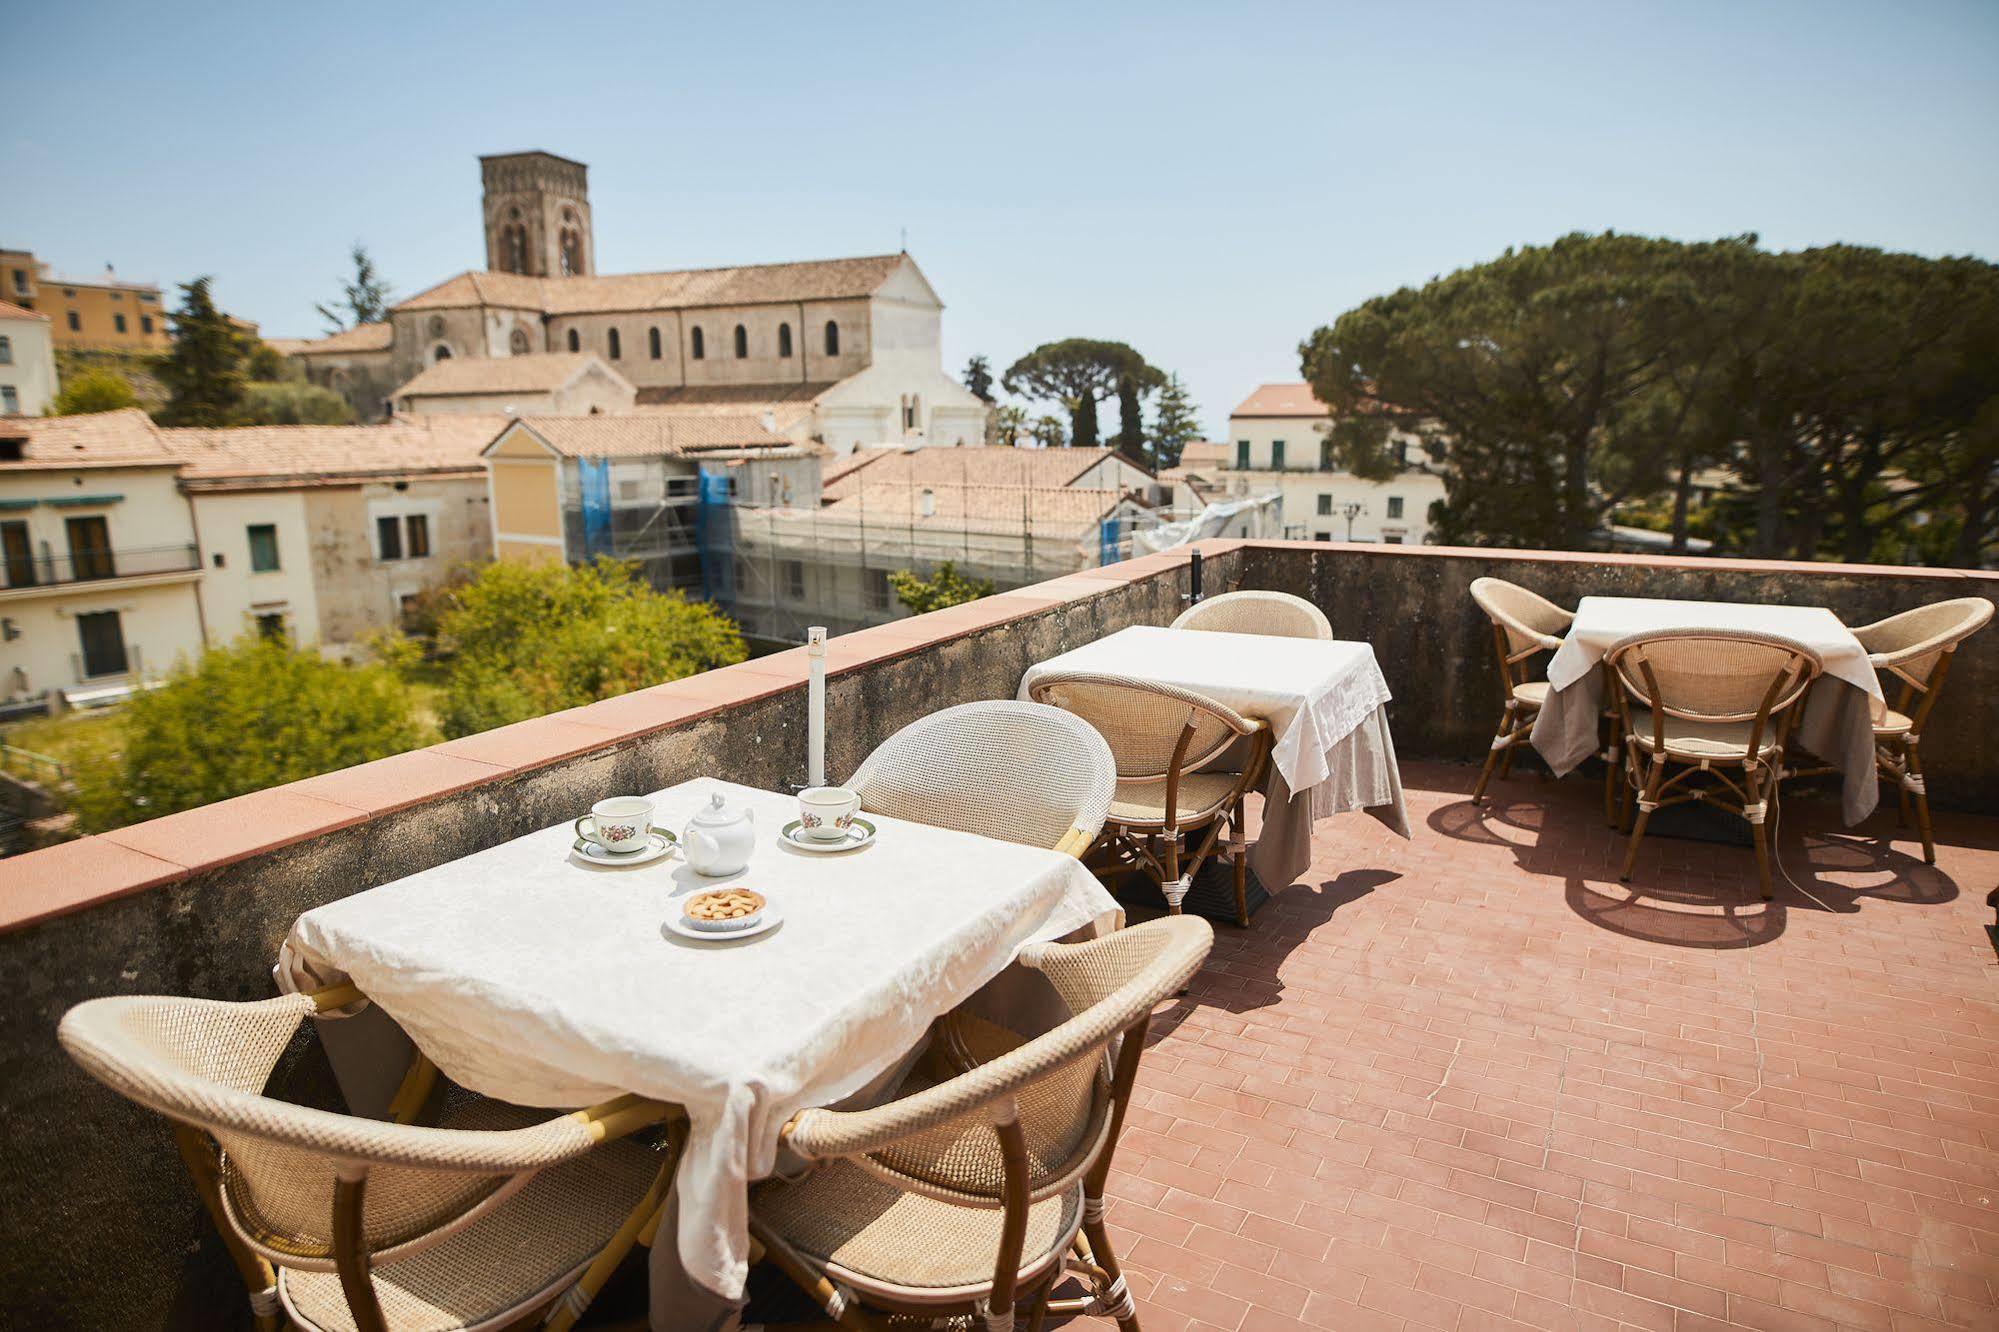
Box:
[1102,761,1999,1332]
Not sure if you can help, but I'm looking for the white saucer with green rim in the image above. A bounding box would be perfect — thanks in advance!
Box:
[571,828,678,866]
[779,817,877,853]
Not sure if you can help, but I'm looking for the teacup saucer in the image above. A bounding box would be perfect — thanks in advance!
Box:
[572,829,678,866]
[779,818,876,853]
[665,906,784,943]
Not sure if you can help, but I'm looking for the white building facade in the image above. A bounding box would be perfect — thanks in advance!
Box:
[1223,383,1445,545]
[0,301,58,418]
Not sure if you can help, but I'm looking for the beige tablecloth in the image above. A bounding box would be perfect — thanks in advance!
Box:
[283,777,1121,1314]
[1531,596,1885,825]
[1019,625,1411,888]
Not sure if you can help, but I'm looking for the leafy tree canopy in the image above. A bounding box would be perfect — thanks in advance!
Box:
[50,368,137,416]
[155,276,246,427]
[433,557,747,738]
[71,632,427,831]
[317,243,393,334]
[1002,339,1161,449]
[230,380,357,426]
[887,561,994,614]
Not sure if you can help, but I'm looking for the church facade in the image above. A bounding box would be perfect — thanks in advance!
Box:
[288,152,988,454]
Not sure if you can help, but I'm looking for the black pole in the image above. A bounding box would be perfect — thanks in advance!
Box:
[1188,547,1204,603]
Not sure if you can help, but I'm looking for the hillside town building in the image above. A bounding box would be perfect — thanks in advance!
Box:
[1221,382,1445,544]
[0,300,57,417]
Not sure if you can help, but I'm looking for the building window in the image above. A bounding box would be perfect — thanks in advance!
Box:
[2,520,34,587]
[63,288,76,298]
[778,323,793,358]
[1316,494,1332,516]
[0,387,15,415]
[734,325,748,359]
[560,225,583,277]
[113,314,127,334]
[867,567,890,611]
[399,593,422,630]
[66,311,81,331]
[376,515,403,561]
[510,328,531,355]
[8,270,25,297]
[433,344,452,362]
[1383,533,1405,545]
[1235,440,1249,469]
[140,316,153,334]
[824,321,840,356]
[691,327,705,360]
[65,516,114,580]
[76,610,128,678]
[247,524,280,572]
[1271,439,1286,470]
[0,336,11,364]
[649,326,662,359]
[566,328,580,352]
[1386,496,1405,520]
[1320,439,1335,471]
[608,328,622,359]
[256,613,287,641]
[405,513,430,558]
[784,559,805,601]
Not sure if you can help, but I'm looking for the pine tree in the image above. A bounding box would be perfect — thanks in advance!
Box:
[1149,373,1203,469]
[961,354,995,403]
[155,276,246,427]
[316,243,393,333]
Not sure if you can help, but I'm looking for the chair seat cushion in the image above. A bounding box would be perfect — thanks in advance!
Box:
[1108,772,1241,826]
[1626,709,1780,763]
[752,1158,1082,1299]
[1874,707,1915,736]
[280,1130,661,1332]
[1512,680,1550,708]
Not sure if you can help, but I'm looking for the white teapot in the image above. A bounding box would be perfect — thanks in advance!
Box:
[682,792,754,877]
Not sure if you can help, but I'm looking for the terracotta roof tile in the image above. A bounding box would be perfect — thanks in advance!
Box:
[0,409,174,469]
[0,299,49,322]
[806,481,1147,535]
[495,414,797,459]
[391,254,906,316]
[1230,382,1329,419]
[286,322,394,355]
[158,416,511,484]
[393,352,628,399]
[819,445,1148,500]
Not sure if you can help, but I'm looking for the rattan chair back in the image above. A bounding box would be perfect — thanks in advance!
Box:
[1026,671,1253,782]
[847,699,1115,851]
[59,992,599,1268]
[1849,597,1993,692]
[1469,577,1574,657]
[784,915,1212,1209]
[1608,629,1821,725]
[1171,590,1332,640]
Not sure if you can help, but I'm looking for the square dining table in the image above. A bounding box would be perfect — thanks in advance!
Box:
[1018,624,1412,891]
[1530,596,1886,824]
[281,776,1121,1329]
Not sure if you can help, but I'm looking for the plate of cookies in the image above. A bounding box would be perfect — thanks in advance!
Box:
[666,887,781,942]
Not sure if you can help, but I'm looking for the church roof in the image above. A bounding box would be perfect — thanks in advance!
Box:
[488,414,798,459]
[391,254,908,317]
[392,352,625,400]
[0,409,175,470]
[285,322,395,356]
[159,416,509,488]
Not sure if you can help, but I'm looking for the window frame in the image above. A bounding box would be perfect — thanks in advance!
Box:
[246,523,281,573]
[649,326,662,359]
[734,325,748,359]
[566,328,580,353]
[405,513,430,559]
[607,327,622,360]
[1270,439,1286,470]
[375,514,404,561]
[778,323,793,358]
[691,327,705,360]
[824,321,839,356]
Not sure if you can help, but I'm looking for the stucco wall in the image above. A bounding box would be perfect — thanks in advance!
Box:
[307,477,492,649]
[190,490,319,645]
[0,314,57,416]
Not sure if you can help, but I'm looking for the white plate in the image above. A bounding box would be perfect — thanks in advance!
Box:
[572,830,677,866]
[780,817,877,853]
[665,905,784,943]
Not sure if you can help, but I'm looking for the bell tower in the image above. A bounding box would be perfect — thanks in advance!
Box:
[480,151,594,278]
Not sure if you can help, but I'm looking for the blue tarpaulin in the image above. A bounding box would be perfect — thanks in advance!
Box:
[579,458,612,558]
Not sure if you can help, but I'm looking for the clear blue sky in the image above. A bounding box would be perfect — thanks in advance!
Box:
[6,1,1996,436]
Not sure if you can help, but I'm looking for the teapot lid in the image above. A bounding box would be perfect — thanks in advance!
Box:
[690,791,748,826]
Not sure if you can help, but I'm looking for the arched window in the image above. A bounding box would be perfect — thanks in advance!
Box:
[566,328,580,352]
[433,344,452,362]
[649,326,662,359]
[824,320,840,356]
[509,328,530,355]
[777,323,793,358]
[500,208,528,273]
[427,315,445,338]
[608,328,622,359]
[734,324,748,359]
[691,327,705,360]
[559,212,583,277]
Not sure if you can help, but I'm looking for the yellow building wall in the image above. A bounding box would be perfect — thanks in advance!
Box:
[47,280,170,350]
[486,435,567,562]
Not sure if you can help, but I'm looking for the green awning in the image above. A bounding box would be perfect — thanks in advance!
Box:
[0,498,35,511]
[45,494,123,507]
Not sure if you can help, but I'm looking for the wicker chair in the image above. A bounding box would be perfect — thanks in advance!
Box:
[1467,578,1587,807]
[58,983,682,1332]
[1849,597,1994,863]
[749,915,1214,1332]
[1607,629,1822,899]
[1170,589,1332,640]
[846,700,1115,857]
[1027,671,1268,925]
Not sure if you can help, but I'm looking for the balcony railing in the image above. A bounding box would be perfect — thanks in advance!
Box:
[0,542,201,591]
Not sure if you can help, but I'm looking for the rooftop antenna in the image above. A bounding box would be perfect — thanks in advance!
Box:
[899,225,907,252]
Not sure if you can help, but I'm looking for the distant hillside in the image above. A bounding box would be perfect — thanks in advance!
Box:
[54,347,169,411]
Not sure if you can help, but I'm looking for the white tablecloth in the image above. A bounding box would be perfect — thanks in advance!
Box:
[283,777,1121,1309]
[1018,626,1411,888]
[1532,596,1886,824]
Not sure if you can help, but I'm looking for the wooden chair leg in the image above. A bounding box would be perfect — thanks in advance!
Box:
[1472,702,1514,805]
[1162,831,1183,916]
[171,1126,279,1332]
[1620,760,1663,882]
[1746,770,1774,901]
[1906,739,1936,865]
[1602,740,1621,828]
[1497,729,1518,779]
[1081,1210,1142,1332]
